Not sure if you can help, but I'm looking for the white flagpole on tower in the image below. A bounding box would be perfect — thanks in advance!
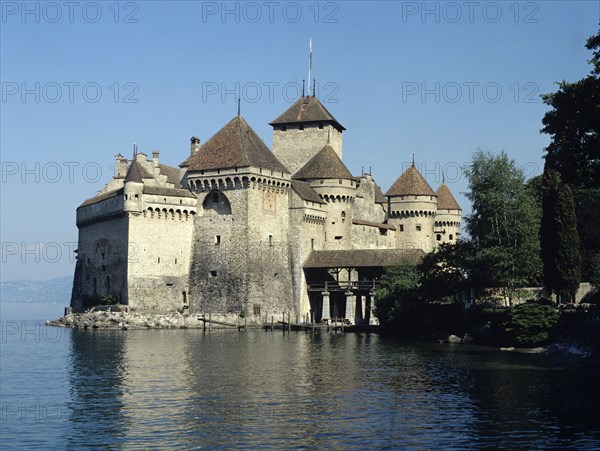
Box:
[307,37,312,96]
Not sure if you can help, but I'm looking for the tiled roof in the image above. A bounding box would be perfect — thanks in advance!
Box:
[183,116,289,173]
[78,188,124,208]
[142,186,196,198]
[385,164,436,197]
[303,249,424,268]
[269,96,345,131]
[293,145,354,180]
[291,180,326,204]
[124,160,154,183]
[158,163,182,186]
[374,183,386,204]
[435,183,461,210]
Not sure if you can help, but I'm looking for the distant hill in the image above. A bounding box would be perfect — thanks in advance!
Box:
[0,276,72,303]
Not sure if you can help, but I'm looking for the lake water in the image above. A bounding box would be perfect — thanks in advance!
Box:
[1,303,599,449]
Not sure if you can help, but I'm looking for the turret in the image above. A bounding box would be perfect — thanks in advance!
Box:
[293,145,357,248]
[123,160,148,213]
[386,164,437,252]
[270,96,345,174]
[434,182,462,247]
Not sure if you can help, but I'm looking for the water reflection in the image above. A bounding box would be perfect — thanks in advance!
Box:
[62,329,600,449]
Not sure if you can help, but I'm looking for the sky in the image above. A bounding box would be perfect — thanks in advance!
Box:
[1,0,598,281]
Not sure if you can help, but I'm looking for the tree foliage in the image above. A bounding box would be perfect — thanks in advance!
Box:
[374,265,421,329]
[554,184,581,301]
[541,27,600,280]
[541,28,600,188]
[464,150,542,290]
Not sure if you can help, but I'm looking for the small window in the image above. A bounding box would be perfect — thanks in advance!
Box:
[334,236,343,240]
[339,179,342,184]
[253,304,261,315]
[436,234,441,241]
[416,225,422,232]
[210,270,218,277]
[311,238,315,249]
[299,125,304,131]
[449,234,453,240]
[166,283,174,287]
[158,257,161,263]
[268,235,273,246]
[175,258,178,264]
[215,235,221,245]
[341,211,346,222]
[399,225,404,232]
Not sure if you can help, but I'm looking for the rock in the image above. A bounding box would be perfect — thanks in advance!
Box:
[500,347,516,351]
[448,334,462,344]
[462,333,473,343]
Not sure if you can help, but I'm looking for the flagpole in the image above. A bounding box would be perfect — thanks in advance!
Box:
[307,37,312,97]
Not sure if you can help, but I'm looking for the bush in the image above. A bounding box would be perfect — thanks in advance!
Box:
[504,300,560,347]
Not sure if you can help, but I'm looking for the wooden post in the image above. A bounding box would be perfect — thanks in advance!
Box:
[203,313,206,332]
[282,312,285,333]
[209,312,212,332]
[271,315,274,331]
[287,312,291,332]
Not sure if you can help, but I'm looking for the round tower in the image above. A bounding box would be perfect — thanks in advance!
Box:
[434,182,462,247]
[293,145,357,248]
[123,160,145,213]
[386,164,437,253]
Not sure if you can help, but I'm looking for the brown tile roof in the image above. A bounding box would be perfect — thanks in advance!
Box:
[142,186,196,198]
[269,96,345,131]
[303,249,424,268]
[374,183,387,204]
[435,183,461,210]
[158,163,182,186]
[291,180,326,204]
[124,160,154,183]
[183,116,289,173]
[352,219,396,231]
[293,145,354,180]
[78,188,124,208]
[385,164,436,197]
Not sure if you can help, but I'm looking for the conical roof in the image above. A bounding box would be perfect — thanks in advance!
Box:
[385,164,436,197]
[435,183,461,210]
[124,160,154,183]
[269,96,345,131]
[182,116,288,173]
[293,145,354,180]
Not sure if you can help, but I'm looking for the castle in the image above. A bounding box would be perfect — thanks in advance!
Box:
[71,95,462,324]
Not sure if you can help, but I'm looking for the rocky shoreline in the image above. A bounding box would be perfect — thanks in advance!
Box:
[46,309,261,330]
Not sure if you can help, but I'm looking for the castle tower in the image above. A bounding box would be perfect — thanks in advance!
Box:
[386,164,437,252]
[123,158,150,213]
[293,145,357,248]
[181,115,293,317]
[434,182,462,247]
[270,96,345,175]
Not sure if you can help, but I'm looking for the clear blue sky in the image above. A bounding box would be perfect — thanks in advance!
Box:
[1,1,598,281]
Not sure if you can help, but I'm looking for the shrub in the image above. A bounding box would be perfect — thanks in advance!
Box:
[504,300,560,347]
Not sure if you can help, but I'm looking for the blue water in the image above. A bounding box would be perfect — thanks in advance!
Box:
[1,304,599,449]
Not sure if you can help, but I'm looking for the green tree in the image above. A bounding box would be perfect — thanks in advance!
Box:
[554,184,581,302]
[541,28,600,188]
[374,265,420,327]
[418,242,470,302]
[540,166,561,293]
[541,28,600,279]
[464,150,542,293]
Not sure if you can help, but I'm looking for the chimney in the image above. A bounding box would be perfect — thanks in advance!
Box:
[152,151,160,168]
[190,136,201,156]
[115,153,128,177]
